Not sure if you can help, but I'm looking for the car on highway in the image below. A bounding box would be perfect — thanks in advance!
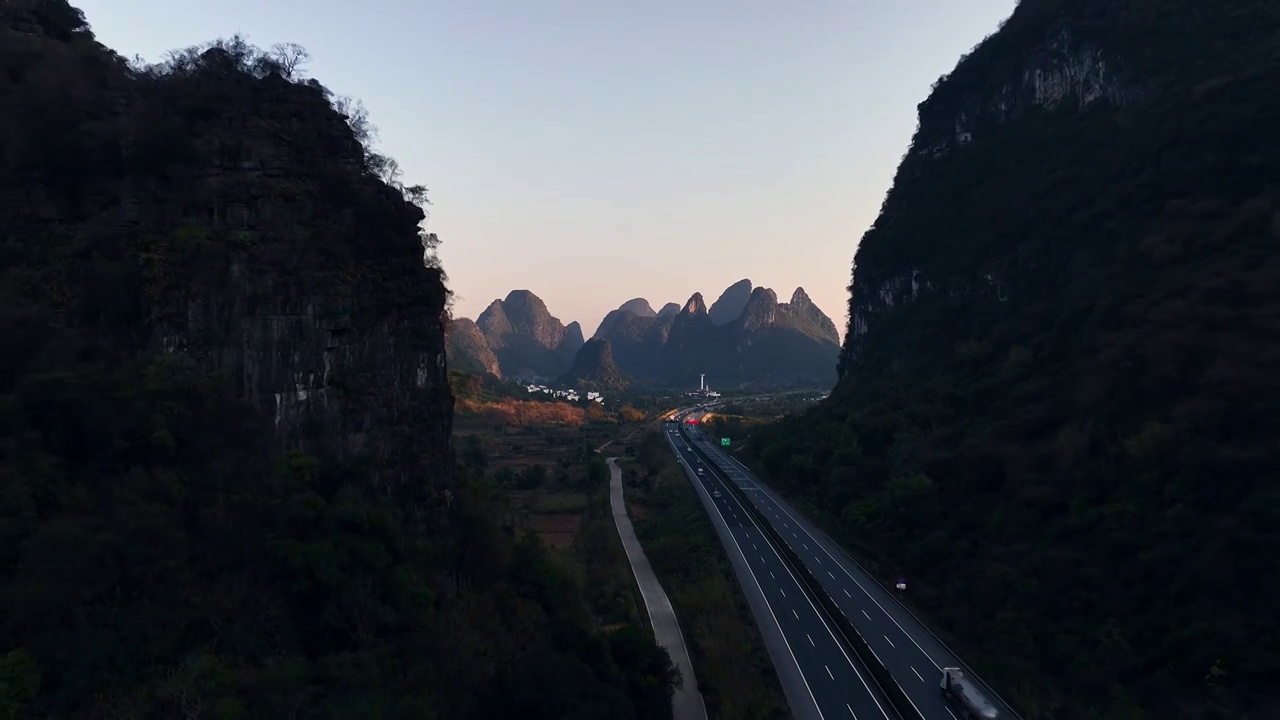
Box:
[713,490,721,498]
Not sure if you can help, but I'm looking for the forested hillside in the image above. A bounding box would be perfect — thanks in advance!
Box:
[748,0,1279,717]
[0,2,674,718]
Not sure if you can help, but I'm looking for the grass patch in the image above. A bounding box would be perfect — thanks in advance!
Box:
[628,432,790,720]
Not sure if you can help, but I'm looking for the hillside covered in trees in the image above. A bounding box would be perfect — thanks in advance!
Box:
[0,2,675,718]
[747,0,1279,717]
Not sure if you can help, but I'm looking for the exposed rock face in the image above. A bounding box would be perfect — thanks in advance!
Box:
[618,298,657,318]
[446,317,501,378]
[681,293,709,316]
[560,320,585,362]
[593,304,675,380]
[559,338,629,391]
[708,279,753,325]
[718,287,839,385]
[0,12,452,503]
[476,289,580,379]
[655,302,681,320]
[593,297,658,338]
[771,1,1279,717]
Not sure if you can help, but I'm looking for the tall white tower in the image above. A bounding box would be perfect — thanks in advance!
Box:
[699,373,706,391]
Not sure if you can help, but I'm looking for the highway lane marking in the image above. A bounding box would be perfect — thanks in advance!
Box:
[947,709,958,720]
[770,571,775,578]
[884,636,895,648]
[808,634,814,646]
[803,543,809,549]
[677,429,896,720]
[664,432,828,718]
[781,589,787,597]
[844,590,851,597]
[825,665,834,680]
[911,666,923,682]
[829,571,836,578]
[847,704,856,717]
[706,447,944,720]
[863,610,871,620]
[740,468,945,672]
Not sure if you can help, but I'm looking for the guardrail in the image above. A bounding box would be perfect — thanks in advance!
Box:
[709,443,1025,720]
[678,424,914,720]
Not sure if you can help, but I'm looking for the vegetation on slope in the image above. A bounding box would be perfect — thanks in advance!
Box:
[0,2,677,717]
[747,0,1279,718]
[0,351,673,719]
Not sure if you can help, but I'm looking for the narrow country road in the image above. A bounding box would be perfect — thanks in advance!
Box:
[607,457,709,720]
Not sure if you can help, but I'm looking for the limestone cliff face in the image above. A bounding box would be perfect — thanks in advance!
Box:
[592,285,840,387]
[708,279,753,325]
[618,298,657,318]
[476,289,580,379]
[1,17,452,503]
[446,317,502,378]
[839,4,1240,376]
[559,338,628,391]
[815,0,1279,715]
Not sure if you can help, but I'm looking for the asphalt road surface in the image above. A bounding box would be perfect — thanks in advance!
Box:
[664,424,897,720]
[681,414,1021,720]
[607,457,708,720]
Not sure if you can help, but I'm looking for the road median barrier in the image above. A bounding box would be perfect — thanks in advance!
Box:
[681,429,917,720]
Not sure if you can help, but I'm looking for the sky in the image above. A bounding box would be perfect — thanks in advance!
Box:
[77,0,1018,341]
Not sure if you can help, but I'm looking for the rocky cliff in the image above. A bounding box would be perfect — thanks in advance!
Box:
[446,317,502,378]
[559,338,629,391]
[475,289,581,379]
[708,278,753,325]
[2,9,452,503]
[655,302,681,320]
[753,0,1280,717]
[0,4,675,717]
[593,281,841,388]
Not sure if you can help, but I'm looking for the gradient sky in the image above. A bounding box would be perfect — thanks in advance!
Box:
[77,0,1017,341]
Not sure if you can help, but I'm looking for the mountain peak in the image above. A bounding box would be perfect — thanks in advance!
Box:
[445,317,502,378]
[682,293,708,316]
[476,289,578,378]
[656,302,681,320]
[503,289,547,312]
[709,279,753,325]
[559,338,629,390]
[790,287,813,307]
[618,298,657,318]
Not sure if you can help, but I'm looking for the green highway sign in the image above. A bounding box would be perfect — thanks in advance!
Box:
[721,437,731,446]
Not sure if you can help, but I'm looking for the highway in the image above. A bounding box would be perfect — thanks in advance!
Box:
[663,422,897,720]
[678,409,1021,720]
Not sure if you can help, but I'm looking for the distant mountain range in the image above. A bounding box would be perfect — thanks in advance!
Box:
[447,280,840,389]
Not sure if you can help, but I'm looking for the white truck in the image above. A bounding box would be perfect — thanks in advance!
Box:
[940,667,999,719]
